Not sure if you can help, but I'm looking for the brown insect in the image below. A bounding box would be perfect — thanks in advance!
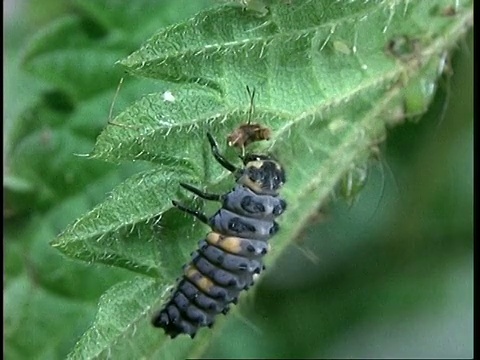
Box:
[227,86,271,156]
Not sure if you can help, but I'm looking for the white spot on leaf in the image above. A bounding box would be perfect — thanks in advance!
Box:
[163,91,175,103]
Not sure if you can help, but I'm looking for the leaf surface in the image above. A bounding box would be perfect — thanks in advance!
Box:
[50,0,472,358]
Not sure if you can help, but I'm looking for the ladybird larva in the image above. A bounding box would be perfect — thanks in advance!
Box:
[152,132,286,338]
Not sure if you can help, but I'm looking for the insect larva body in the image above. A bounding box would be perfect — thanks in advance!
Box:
[152,133,286,338]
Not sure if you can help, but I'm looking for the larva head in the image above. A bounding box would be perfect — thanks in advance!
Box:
[237,154,286,195]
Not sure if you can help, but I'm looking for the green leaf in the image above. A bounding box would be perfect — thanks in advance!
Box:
[68,77,161,139]
[8,126,116,208]
[5,80,157,215]
[4,275,98,360]
[91,85,229,167]
[65,277,205,360]
[74,0,216,44]
[52,0,472,357]
[51,168,203,277]
[21,16,102,64]
[23,48,126,101]
[4,212,133,360]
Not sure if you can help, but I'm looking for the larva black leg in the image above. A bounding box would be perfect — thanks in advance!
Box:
[172,200,209,224]
[207,132,238,173]
[180,183,223,202]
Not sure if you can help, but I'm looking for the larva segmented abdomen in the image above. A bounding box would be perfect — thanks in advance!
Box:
[151,186,285,338]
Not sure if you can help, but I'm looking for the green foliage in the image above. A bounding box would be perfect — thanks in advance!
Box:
[5,0,472,359]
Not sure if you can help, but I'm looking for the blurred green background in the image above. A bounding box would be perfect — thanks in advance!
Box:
[4,1,472,359]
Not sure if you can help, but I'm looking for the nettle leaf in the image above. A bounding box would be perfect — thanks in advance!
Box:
[23,48,126,101]
[21,16,102,64]
[4,209,135,360]
[5,275,98,360]
[52,167,204,277]
[68,77,162,139]
[74,0,215,44]
[54,0,472,358]
[66,277,209,360]
[8,125,116,208]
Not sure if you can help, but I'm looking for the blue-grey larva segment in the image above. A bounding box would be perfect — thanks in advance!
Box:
[222,185,286,220]
[152,133,286,339]
[209,208,279,240]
